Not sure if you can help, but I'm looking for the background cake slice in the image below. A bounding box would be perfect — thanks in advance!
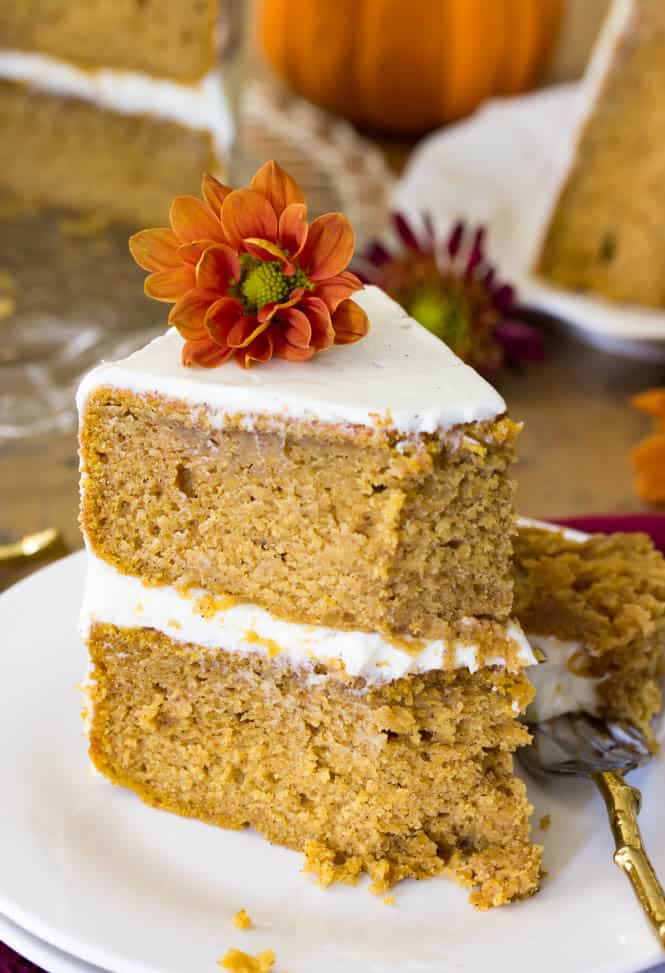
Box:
[78,284,542,909]
[536,0,665,306]
[0,0,232,225]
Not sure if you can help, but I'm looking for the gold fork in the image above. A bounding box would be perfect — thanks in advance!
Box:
[0,527,62,563]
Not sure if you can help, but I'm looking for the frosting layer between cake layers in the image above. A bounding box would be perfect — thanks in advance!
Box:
[76,286,506,437]
[81,552,536,685]
[0,50,233,156]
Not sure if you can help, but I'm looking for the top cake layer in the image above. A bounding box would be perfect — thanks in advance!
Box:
[78,286,517,637]
[77,287,506,437]
[0,0,218,82]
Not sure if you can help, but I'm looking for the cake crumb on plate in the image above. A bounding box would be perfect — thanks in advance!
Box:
[232,908,253,930]
[539,814,551,832]
[218,947,275,972]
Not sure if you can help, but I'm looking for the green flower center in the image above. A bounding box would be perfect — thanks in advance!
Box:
[408,286,472,358]
[238,256,312,314]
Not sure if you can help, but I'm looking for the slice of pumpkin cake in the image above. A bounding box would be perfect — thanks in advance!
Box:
[78,162,541,909]
[536,0,665,306]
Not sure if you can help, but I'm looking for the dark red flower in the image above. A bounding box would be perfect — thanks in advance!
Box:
[357,214,544,372]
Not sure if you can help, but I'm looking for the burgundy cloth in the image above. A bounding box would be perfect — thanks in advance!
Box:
[0,943,46,973]
[550,514,665,553]
[2,512,665,972]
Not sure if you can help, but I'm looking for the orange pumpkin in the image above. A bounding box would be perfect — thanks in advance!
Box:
[258,0,562,135]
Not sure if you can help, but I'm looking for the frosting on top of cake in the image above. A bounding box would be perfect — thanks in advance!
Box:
[76,286,506,435]
[0,50,233,156]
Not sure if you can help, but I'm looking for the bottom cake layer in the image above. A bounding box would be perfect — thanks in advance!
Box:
[85,622,541,909]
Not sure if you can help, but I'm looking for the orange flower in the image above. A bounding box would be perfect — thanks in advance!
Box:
[630,389,665,503]
[129,161,369,368]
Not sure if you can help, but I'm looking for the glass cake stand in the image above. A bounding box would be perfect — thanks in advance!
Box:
[0,78,393,442]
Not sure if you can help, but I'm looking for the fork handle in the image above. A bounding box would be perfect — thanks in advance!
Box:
[594,770,665,949]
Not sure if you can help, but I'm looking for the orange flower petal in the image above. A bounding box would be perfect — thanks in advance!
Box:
[280,307,312,349]
[299,295,335,350]
[250,160,305,220]
[238,330,275,369]
[168,288,217,339]
[228,315,269,349]
[201,172,232,217]
[130,160,369,370]
[221,189,278,251]
[129,228,181,271]
[332,299,370,344]
[182,337,234,368]
[631,388,665,418]
[257,289,304,324]
[273,331,316,362]
[314,271,364,312]
[178,239,220,265]
[170,195,226,245]
[196,244,241,292]
[631,433,665,503]
[144,266,195,302]
[299,213,355,281]
[278,203,308,259]
[204,297,244,344]
[243,237,294,273]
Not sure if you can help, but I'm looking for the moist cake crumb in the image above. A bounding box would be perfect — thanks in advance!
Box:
[539,815,551,832]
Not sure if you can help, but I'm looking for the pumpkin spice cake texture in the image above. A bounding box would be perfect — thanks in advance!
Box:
[77,161,542,909]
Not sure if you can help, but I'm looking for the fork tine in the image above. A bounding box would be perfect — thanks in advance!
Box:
[520,713,651,780]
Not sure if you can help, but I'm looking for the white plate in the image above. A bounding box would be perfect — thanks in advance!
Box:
[394,84,665,362]
[0,911,103,973]
[1,552,665,973]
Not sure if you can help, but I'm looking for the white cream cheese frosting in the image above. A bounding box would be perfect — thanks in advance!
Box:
[76,286,506,437]
[518,517,604,722]
[0,50,233,157]
[80,552,536,686]
[526,634,603,723]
